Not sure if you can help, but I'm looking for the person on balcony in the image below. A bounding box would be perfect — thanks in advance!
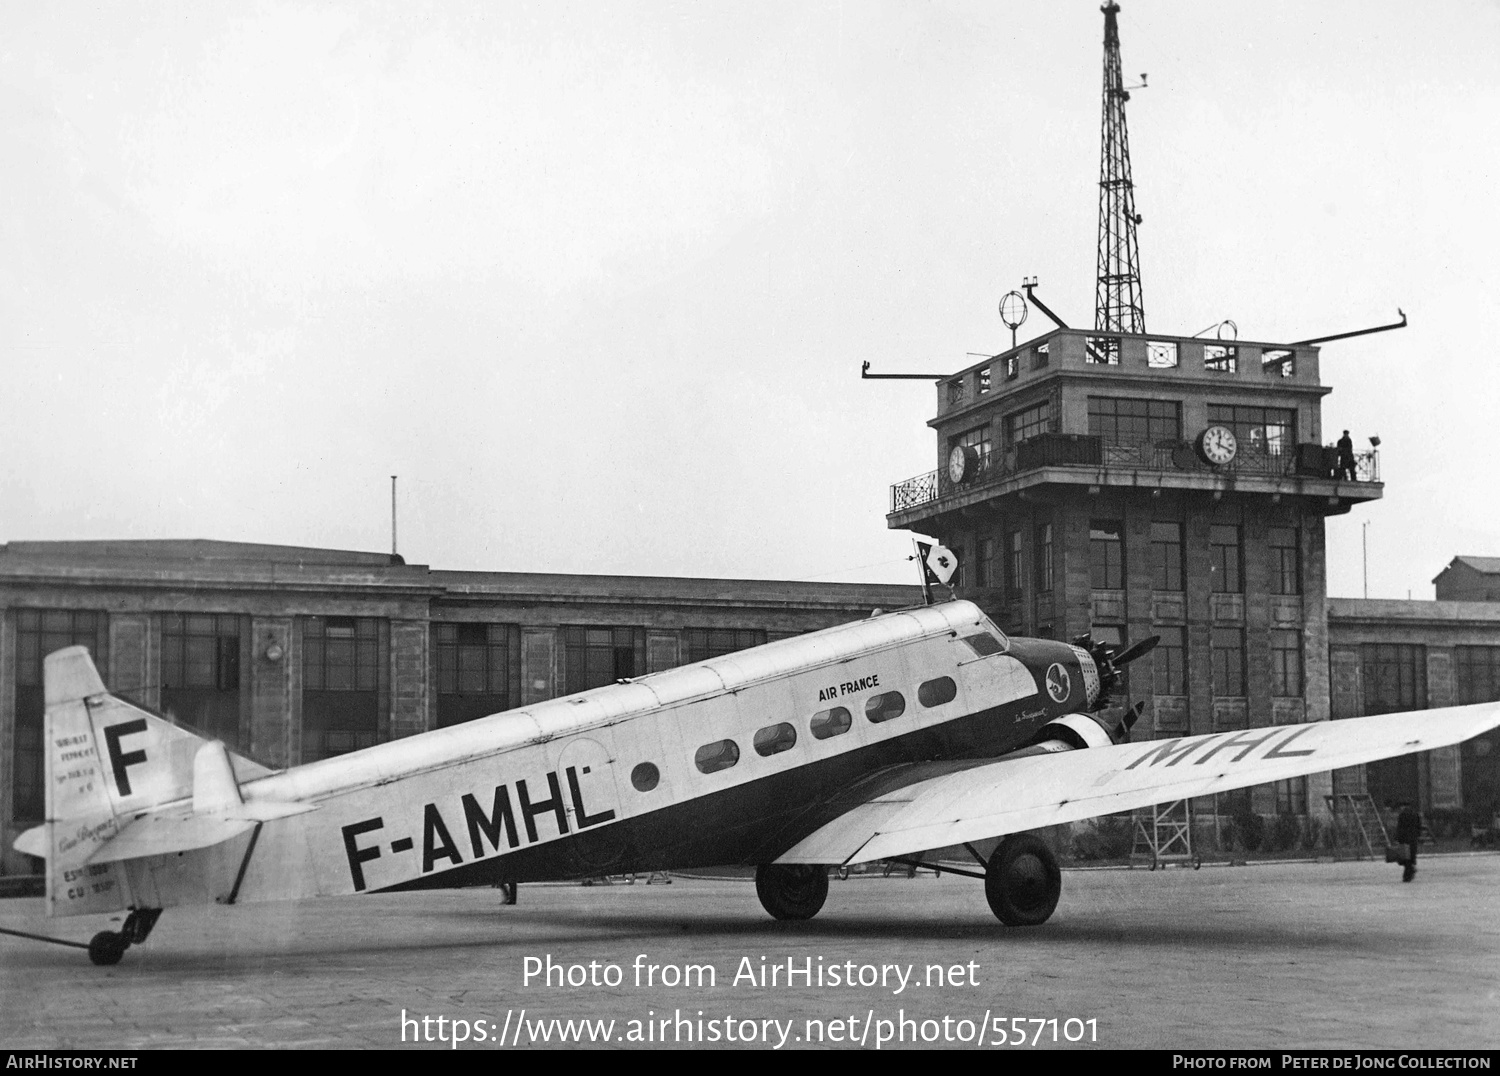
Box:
[1336,430,1357,481]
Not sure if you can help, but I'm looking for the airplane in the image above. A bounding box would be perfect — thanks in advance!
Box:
[10,598,1500,966]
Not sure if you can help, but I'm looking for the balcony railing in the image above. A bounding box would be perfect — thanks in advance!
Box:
[890,435,1379,514]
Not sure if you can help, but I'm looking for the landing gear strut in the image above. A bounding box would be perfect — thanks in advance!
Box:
[984,835,1061,927]
[755,864,829,920]
[88,907,162,966]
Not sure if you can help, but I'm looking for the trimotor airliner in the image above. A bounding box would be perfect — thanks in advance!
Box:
[13,599,1500,965]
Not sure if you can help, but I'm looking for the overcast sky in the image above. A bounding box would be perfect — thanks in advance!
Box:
[2,1,1496,599]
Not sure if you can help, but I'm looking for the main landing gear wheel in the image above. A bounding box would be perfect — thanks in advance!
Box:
[755,864,829,921]
[985,835,1061,927]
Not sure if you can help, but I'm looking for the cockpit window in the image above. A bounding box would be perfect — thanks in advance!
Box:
[961,632,1007,657]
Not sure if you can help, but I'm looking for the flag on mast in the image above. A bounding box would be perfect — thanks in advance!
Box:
[913,539,959,602]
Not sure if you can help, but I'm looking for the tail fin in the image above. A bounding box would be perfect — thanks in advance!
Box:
[13,646,277,917]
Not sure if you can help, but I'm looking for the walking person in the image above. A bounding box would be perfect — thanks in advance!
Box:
[1395,801,1422,882]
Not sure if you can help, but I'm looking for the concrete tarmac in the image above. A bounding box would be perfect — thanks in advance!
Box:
[2,855,1497,1051]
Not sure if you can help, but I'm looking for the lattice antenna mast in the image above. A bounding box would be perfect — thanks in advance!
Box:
[1095,1,1145,333]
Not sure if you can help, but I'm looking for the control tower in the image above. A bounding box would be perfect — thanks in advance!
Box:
[886,328,1383,816]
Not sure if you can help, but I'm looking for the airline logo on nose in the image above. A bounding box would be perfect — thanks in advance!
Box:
[1045,664,1071,703]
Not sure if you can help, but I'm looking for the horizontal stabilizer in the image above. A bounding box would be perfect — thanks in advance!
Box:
[85,800,315,865]
[13,825,46,859]
[88,812,257,863]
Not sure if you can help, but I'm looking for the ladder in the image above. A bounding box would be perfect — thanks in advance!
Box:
[1131,800,1200,869]
[1324,793,1390,859]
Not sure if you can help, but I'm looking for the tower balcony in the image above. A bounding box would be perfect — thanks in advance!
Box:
[888,433,1381,529]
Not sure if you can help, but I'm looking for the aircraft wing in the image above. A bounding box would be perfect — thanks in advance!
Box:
[775,702,1500,866]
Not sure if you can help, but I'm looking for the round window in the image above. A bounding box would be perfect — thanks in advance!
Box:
[631,761,660,792]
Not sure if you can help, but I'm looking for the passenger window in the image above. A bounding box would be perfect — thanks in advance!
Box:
[631,762,660,792]
[809,707,852,740]
[918,677,957,707]
[694,739,740,774]
[864,691,906,724]
[961,632,1005,657]
[753,722,797,757]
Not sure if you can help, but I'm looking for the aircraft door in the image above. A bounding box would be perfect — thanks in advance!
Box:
[556,737,626,874]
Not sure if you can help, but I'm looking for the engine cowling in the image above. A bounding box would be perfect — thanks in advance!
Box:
[998,707,1141,762]
[1031,712,1118,751]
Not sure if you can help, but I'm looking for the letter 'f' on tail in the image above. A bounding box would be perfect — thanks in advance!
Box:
[13,646,283,918]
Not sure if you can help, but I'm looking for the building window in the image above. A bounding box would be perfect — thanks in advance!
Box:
[1005,355,1019,381]
[1092,398,1184,444]
[949,425,993,474]
[1209,525,1243,593]
[303,616,385,761]
[1032,342,1050,369]
[1211,628,1246,697]
[1087,397,1182,445]
[1086,336,1120,365]
[563,627,646,693]
[947,379,966,406]
[1007,529,1025,599]
[1147,341,1179,368]
[1275,777,1309,814]
[1204,344,1238,373]
[1005,401,1051,447]
[435,623,520,727]
[161,613,244,747]
[978,536,1000,589]
[1360,644,1427,714]
[1150,521,1184,591]
[1261,348,1295,378]
[684,628,767,664]
[1207,404,1296,455]
[1271,630,1303,697]
[1153,626,1186,696]
[979,366,993,393]
[1089,519,1125,589]
[950,543,968,588]
[1035,523,1054,593]
[1456,647,1500,704]
[12,609,108,824]
[1267,527,1301,596]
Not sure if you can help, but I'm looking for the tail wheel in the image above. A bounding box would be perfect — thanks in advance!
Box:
[88,931,127,966]
[985,834,1061,927]
[755,864,829,921]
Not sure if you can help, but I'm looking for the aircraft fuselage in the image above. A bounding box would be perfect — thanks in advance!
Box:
[104,602,1096,909]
